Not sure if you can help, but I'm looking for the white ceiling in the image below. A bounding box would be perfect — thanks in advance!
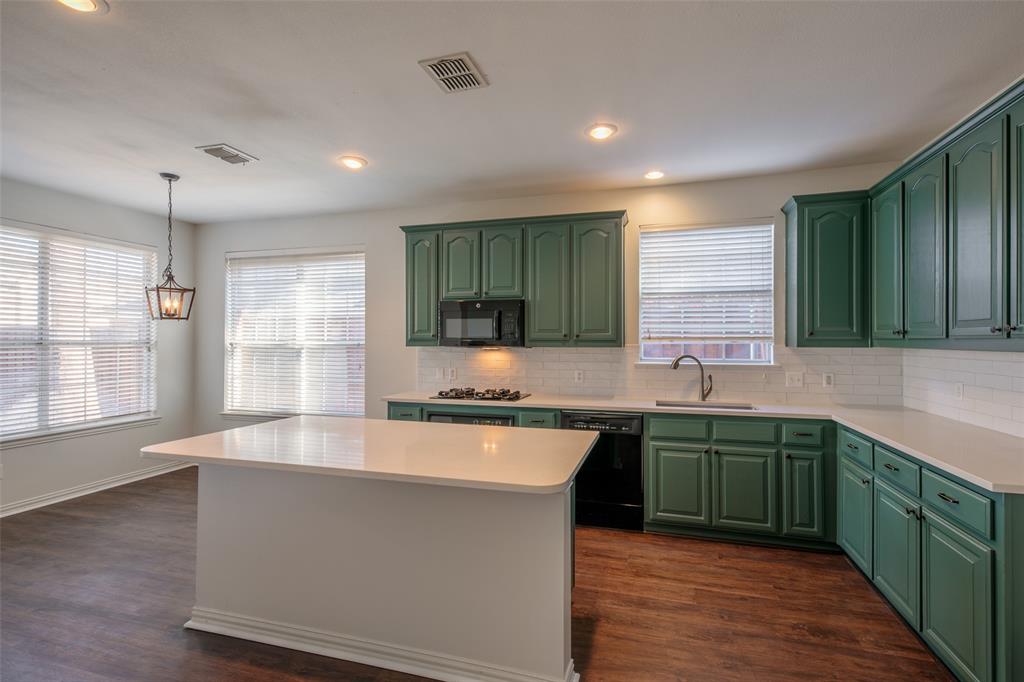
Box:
[2,1,1023,224]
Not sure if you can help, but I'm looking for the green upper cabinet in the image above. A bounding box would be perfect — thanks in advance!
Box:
[1011,98,1024,338]
[441,228,481,300]
[903,154,947,340]
[482,225,523,299]
[405,230,439,345]
[526,222,572,343]
[571,219,622,344]
[948,116,1007,339]
[711,445,778,535]
[871,182,904,340]
[784,192,870,346]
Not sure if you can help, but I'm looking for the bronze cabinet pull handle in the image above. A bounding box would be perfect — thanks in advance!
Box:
[846,443,858,450]
[883,463,899,472]
[937,492,960,505]
[860,478,871,486]
[792,432,813,437]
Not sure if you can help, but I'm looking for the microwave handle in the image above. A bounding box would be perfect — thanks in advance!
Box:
[493,310,501,340]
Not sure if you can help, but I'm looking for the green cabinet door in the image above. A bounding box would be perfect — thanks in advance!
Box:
[904,155,948,340]
[526,223,572,344]
[571,219,622,345]
[949,116,1007,339]
[872,183,904,340]
[781,449,825,539]
[922,512,993,682]
[405,231,439,345]
[482,225,523,298]
[838,458,873,575]
[1011,98,1024,337]
[441,228,481,300]
[711,445,777,534]
[647,441,711,527]
[873,480,921,629]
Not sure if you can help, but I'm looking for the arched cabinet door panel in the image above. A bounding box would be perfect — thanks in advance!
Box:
[904,155,947,340]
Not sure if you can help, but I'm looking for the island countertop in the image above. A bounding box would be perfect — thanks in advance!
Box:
[141,415,597,494]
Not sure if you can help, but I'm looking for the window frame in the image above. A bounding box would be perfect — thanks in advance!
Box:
[637,220,776,366]
[0,222,159,444]
[222,245,367,418]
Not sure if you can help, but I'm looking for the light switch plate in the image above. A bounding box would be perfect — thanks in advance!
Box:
[954,383,964,400]
[822,373,835,389]
[785,372,804,388]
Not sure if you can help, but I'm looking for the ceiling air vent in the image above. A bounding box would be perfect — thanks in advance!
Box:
[195,143,259,165]
[418,52,488,93]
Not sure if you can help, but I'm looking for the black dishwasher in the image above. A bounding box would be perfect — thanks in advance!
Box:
[560,411,643,531]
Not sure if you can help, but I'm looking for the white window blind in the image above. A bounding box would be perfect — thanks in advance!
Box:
[0,225,158,439]
[225,251,365,416]
[639,223,774,364]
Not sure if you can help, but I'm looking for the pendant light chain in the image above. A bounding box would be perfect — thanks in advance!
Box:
[165,176,174,279]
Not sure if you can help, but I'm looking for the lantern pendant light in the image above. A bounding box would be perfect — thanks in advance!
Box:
[146,172,195,320]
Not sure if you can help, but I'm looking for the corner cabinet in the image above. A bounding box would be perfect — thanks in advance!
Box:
[784,192,870,347]
[401,211,625,347]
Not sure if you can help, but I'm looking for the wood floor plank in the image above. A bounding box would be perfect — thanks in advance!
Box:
[1,467,953,681]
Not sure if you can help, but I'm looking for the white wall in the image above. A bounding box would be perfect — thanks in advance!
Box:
[193,161,899,431]
[0,177,196,512]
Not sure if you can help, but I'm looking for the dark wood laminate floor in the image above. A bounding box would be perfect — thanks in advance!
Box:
[1,467,953,681]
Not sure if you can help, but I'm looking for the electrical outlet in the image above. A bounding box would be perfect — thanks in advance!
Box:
[574,370,584,384]
[785,372,804,388]
[448,367,458,382]
[822,373,835,389]
[954,382,964,400]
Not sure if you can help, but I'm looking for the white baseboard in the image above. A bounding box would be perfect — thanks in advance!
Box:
[186,606,577,682]
[0,461,194,518]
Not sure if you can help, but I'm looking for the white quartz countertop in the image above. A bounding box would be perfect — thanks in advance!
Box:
[384,392,1024,493]
[141,415,597,494]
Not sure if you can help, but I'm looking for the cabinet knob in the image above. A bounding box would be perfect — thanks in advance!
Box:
[1010,325,1020,332]
[860,478,871,486]
[990,325,1006,334]
[563,334,568,338]
[785,454,792,459]
[891,329,902,335]
[575,333,580,338]
[807,331,815,337]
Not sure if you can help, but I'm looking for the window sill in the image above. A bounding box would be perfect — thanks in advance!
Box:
[634,361,780,368]
[220,411,294,423]
[0,414,162,450]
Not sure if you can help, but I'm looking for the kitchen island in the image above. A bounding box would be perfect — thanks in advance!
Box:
[141,415,597,682]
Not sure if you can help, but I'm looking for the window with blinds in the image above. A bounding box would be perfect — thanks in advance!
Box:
[225,251,365,416]
[639,223,774,364]
[0,225,158,440]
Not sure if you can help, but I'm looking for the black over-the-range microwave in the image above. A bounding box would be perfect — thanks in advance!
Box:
[438,299,525,347]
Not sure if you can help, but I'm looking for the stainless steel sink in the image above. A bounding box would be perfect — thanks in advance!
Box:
[655,400,758,411]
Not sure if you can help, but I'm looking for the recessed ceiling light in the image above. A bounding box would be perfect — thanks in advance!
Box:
[644,170,665,180]
[57,0,109,14]
[586,123,618,141]
[338,156,367,170]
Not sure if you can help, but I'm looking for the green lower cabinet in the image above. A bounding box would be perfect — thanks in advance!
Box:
[781,449,825,539]
[712,446,777,534]
[388,404,423,421]
[921,512,993,682]
[647,441,711,527]
[873,480,921,629]
[838,457,873,575]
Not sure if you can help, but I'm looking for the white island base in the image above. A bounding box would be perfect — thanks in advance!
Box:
[186,464,576,682]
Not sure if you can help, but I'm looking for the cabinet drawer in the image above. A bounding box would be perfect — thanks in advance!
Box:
[388,404,423,421]
[712,420,777,444]
[838,429,873,469]
[782,423,825,447]
[518,410,557,429]
[921,469,993,540]
[874,447,921,497]
[647,416,710,441]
